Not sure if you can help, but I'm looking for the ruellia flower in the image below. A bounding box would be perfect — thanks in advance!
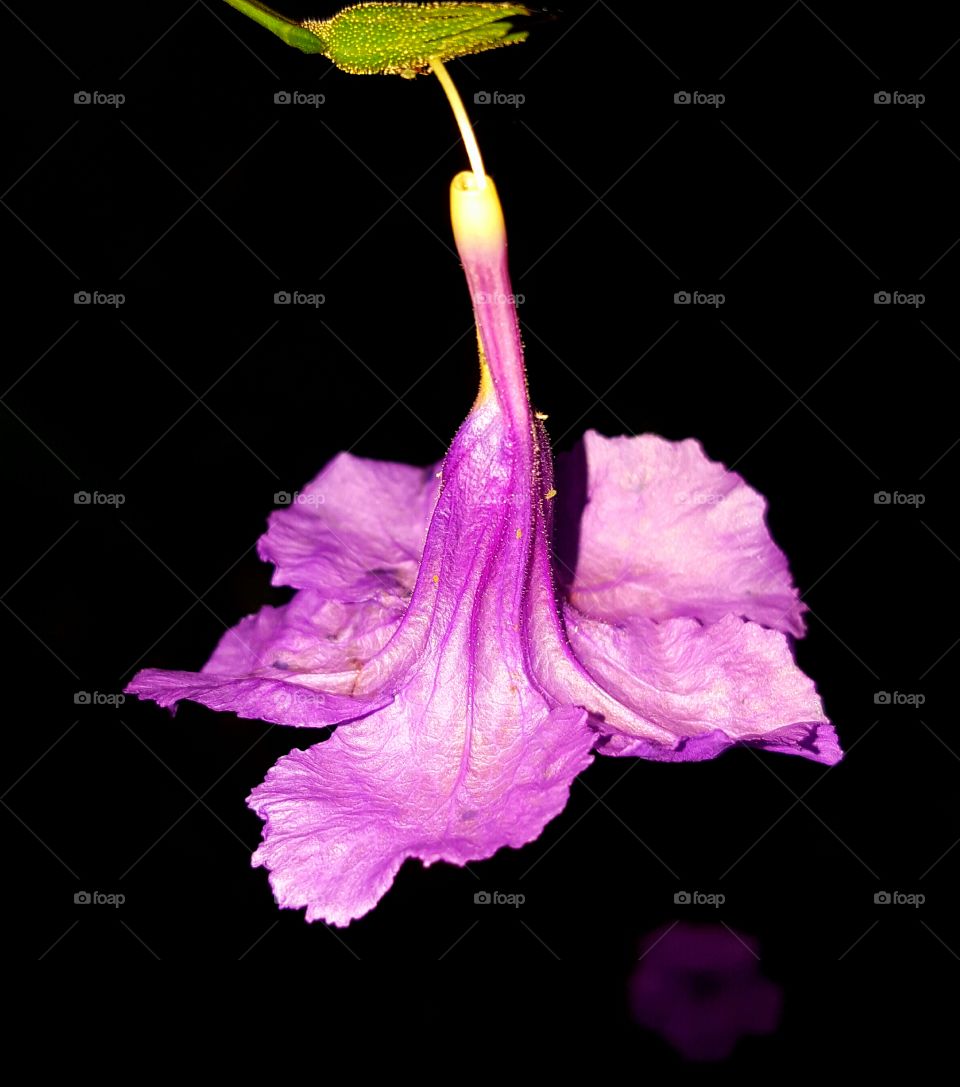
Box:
[128,169,840,925]
[128,16,840,924]
[629,923,783,1061]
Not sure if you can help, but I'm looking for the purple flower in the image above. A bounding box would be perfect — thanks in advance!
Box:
[127,172,840,925]
[629,922,783,1061]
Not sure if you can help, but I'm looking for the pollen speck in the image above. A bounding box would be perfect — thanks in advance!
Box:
[535,411,549,420]
[432,574,439,584]
[545,488,557,500]
[516,528,522,538]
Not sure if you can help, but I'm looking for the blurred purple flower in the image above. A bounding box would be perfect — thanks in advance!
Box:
[127,174,840,926]
[630,922,783,1061]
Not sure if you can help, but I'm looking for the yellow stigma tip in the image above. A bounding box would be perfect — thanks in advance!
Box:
[535,411,549,421]
[451,171,505,253]
[545,488,557,500]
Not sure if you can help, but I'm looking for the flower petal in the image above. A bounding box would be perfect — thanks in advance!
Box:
[123,668,393,728]
[127,454,438,727]
[249,703,593,926]
[258,451,440,595]
[563,606,840,764]
[126,589,405,727]
[554,431,805,636]
[202,590,406,678]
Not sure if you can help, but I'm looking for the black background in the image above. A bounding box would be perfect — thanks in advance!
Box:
[1,0,957,1061]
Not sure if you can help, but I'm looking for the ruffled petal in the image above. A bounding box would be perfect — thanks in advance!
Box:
[202,590,406,677]
[126,589,406,728]
[562,606,840,764]
[258,451,441,595]
[554,431,806,636]
[249,703,593,926]
[124,668,393,728]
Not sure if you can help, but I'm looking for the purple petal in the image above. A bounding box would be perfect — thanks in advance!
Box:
[127,588,407,728]
[202,591,405,677]
[124,668,393,728]
[563,607,840,764]
[258,452,440,595]
[249,704,593,926]
[555,431,806,636]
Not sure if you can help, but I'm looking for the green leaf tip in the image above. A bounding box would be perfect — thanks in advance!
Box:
[223,1,533,75]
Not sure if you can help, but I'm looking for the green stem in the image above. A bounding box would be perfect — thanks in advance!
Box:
[221,0,327,53]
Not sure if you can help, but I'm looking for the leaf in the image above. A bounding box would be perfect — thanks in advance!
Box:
[223,1,532,75]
